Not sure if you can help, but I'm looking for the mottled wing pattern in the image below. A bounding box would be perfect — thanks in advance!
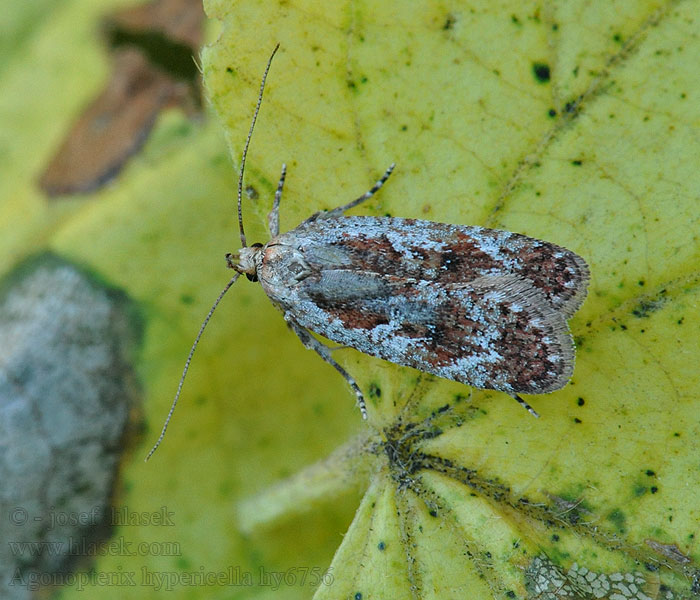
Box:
[260,216,588,394]
[294,216,590,318]
[291,270,573,394]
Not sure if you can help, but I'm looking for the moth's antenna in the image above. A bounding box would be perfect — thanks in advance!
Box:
[238,43,280,248]
[145,273,241,461]
[146,45,279,460]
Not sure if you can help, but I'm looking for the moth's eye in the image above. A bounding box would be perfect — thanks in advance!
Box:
[246,273,258,282]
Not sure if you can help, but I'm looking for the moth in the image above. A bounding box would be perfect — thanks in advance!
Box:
[146,45,589,460]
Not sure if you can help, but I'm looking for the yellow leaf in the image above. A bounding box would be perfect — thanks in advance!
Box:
[202,0,700,597]
[2,0,698,598]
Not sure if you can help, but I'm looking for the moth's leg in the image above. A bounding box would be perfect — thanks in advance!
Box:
[285,315,368,419]
[267,163,287,237]
[319,163,395,219]
[510,394,540,418]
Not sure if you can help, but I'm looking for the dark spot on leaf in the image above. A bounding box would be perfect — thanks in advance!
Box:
[532,62,551,83]
[606,508,626,532]
[632,295,666,318]
[368,383,382,399]
[442,14,456,30]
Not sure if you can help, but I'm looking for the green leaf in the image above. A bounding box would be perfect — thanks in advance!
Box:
[202,0,700,597]
[1,2,368,597]
[2,0,698,598]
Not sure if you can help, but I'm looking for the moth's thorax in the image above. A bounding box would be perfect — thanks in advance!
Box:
[258,242,312,305]
[231,245,264,276]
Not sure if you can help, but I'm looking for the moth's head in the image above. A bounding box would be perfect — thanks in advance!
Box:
[226,243,263,282]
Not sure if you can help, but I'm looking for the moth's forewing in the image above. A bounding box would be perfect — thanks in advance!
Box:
[258,217,587,394]
[292,217,589,317]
